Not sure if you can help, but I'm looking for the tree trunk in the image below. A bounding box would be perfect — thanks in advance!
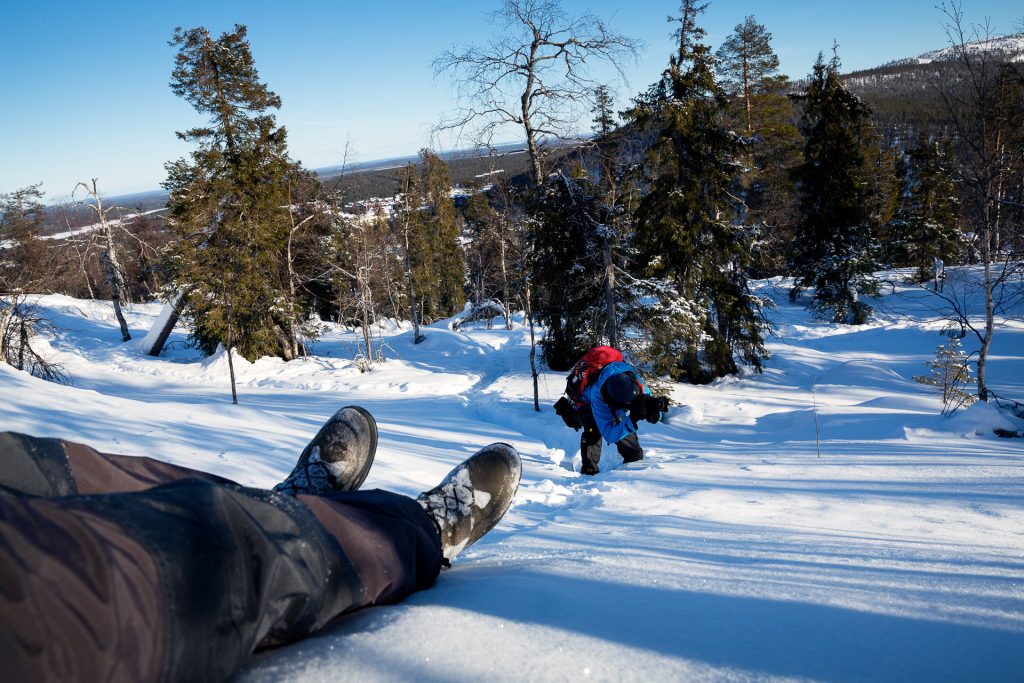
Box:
[524,279,540,412]
[99,208,131,341]
[0,298,13,362]
[978,217,995,402]
[521,40,544,186]
[77,180,131,341]
[602,237,619,348]
[361,282,372,365]
[742,45,753,137]
[75,244,96,299]
[144,291,186,357]
[525,126,543,186]
[226,292,238,405]
[403,222,425,344]
[499,228,512,330]
[102,248,132,342]
[286,226,300,360]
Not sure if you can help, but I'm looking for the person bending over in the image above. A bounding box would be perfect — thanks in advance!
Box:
[554,347,669,475]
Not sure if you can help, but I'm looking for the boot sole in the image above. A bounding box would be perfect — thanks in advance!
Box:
[337,406,377,491]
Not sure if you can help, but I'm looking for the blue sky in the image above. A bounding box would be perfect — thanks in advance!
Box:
[2,1,1021,200]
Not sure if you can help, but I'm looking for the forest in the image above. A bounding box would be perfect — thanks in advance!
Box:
[2,0,1022,406]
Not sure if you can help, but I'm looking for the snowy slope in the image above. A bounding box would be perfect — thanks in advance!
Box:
[915,32,1024,63]
[1,269,1023,681]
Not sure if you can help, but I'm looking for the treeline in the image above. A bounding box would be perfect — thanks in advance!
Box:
[2,1,1022,404]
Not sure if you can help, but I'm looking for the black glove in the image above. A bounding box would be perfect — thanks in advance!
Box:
[644,396,670,423]
[554,397,583,430]
[629,395,647,427]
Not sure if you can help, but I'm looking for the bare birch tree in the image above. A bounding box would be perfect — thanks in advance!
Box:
[434,0,639,186]
[73,179,132,342]
[935,2,1024,401]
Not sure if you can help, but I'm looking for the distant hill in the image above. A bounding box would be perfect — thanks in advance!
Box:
[914,32,1024,64]
[42,142,545,231]
[842,32,1024,142]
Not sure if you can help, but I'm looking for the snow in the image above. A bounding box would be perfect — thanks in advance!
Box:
[916,32,1024,63]
[43,207,165,241]
[2,269,1023,681]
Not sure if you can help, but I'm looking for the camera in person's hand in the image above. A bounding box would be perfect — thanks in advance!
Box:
[554,397,583,430]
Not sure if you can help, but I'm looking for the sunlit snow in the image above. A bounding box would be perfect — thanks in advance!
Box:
[1,268,1022,681]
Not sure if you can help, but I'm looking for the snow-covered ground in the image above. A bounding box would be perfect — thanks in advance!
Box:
[2,270,1023,681]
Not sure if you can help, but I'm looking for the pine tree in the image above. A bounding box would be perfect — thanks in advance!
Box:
[715,16,802,276]
[592,85,616,137]
[714,16,783,137]
[0,186,67,382]
[163,25,322,367]
[887,132,963,279]
[626,0,768,383]
[790,52,882,325]
[0,185,49,291]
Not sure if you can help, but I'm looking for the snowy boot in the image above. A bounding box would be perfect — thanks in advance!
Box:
[274,406,377,496]
[417,443,521,564]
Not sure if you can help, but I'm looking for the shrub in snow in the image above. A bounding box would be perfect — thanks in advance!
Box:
[914,337,976,415]
[0,296,69,384]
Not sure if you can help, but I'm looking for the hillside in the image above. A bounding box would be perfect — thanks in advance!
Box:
[2,267,1022,680]
[843,32,1024,138]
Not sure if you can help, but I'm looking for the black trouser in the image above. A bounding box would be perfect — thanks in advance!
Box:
[0,432,442,683]
[579,406,643,475]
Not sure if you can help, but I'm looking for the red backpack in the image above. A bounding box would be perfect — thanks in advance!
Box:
[564,346,624,408]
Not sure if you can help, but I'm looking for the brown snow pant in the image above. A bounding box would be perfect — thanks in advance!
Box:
[579,406,643,475]
[0,432,442,683]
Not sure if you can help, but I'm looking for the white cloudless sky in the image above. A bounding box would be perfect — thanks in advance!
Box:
[1,0,1021,200]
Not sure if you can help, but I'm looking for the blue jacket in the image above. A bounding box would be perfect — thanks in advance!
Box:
[581,361,651,444]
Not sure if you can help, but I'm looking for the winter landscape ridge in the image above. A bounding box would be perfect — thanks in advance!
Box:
[1,267,1022,682]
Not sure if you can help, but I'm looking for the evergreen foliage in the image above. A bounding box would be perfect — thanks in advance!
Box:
[462,190,512,316]
[790,52,883,325]
[0,185,49,290]
[0,188,67,382]
[714,16,802,276]
[530,171,624,370]
[162,25,324,361]
[626,0,768,383]
[714,16,784,137]
[913,337,976,415]
[419,150,466,321]
[592,85,616,137]
[392,151,466,327]
[887,132,964,279]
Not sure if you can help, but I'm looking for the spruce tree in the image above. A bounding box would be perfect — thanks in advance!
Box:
[790,52,882,325]
[391,152,466,331]
[592,85,616,137]
[462,191,508,311]
[626,0,768,383]
[394,162,429,341]
[163,25,321,362]
[530,171,623,369]
[887,132,963,280]
[419,150,466,320]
